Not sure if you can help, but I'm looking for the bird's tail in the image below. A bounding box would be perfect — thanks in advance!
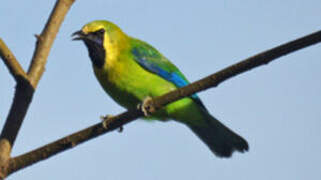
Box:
[187,113,249,157]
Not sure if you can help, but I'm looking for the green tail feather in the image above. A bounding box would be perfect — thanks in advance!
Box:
[188,114,249,157]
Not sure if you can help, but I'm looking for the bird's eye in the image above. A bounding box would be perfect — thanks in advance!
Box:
[97,29,105,34]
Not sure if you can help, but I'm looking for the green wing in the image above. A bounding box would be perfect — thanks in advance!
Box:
[130,38,207,110]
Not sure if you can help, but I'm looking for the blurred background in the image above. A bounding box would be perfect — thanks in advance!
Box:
[0,0,320,179]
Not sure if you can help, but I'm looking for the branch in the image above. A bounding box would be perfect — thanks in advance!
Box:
[0,39,33,179]
[0,0,75,149]
[27,0,75,88]
[0,0,75,178]
[152,30,321,109]
[7,30,321,176]
[0,39,28,82]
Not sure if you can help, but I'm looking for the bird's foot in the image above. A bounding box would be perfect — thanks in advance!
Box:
[137,96,155,117]
[100,115,113,129]
[100,115,123,132]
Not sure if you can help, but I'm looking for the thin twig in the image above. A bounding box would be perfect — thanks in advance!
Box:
[27,0,75,88]
[7,30,321,176]
[0,39,28,82]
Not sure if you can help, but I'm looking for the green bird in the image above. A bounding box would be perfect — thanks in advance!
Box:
[72,20,248,157]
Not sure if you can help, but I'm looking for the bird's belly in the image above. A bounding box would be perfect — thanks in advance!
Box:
[94,71,141,110]
[94,62,202,123]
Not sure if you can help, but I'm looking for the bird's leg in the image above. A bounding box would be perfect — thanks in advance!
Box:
[137,96,155,117]
[100,115,123,132]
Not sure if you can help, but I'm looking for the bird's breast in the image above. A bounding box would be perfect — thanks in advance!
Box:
[93,59,142,109]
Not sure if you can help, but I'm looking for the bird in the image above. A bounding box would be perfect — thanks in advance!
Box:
[72,20,249,157]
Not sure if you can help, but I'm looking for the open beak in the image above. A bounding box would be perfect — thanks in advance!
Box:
[71,30,85,41]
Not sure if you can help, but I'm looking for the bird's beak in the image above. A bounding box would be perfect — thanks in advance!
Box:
[71,30,85,41]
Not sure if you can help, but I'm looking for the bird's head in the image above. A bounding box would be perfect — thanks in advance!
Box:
[72,20,126,68]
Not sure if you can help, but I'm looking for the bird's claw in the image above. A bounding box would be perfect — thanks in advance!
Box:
[137,96,155,117]
[100,115,123,132]
[100,115,113,129]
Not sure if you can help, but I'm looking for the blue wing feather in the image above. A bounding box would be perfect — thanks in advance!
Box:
[131,40,207,110]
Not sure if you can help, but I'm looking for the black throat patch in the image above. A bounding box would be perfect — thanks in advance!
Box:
[83,30,106,68]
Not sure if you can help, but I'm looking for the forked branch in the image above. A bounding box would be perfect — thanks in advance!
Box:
[0,0,75,178]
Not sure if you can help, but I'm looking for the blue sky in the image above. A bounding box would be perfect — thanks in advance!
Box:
[1,0,321,179]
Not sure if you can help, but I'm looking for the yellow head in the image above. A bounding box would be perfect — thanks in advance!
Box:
[72,20,127,68]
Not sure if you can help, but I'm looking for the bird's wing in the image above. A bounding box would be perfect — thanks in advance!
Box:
[130,38,207,110]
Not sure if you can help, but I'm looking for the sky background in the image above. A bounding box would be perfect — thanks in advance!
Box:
[1,0,321,179]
